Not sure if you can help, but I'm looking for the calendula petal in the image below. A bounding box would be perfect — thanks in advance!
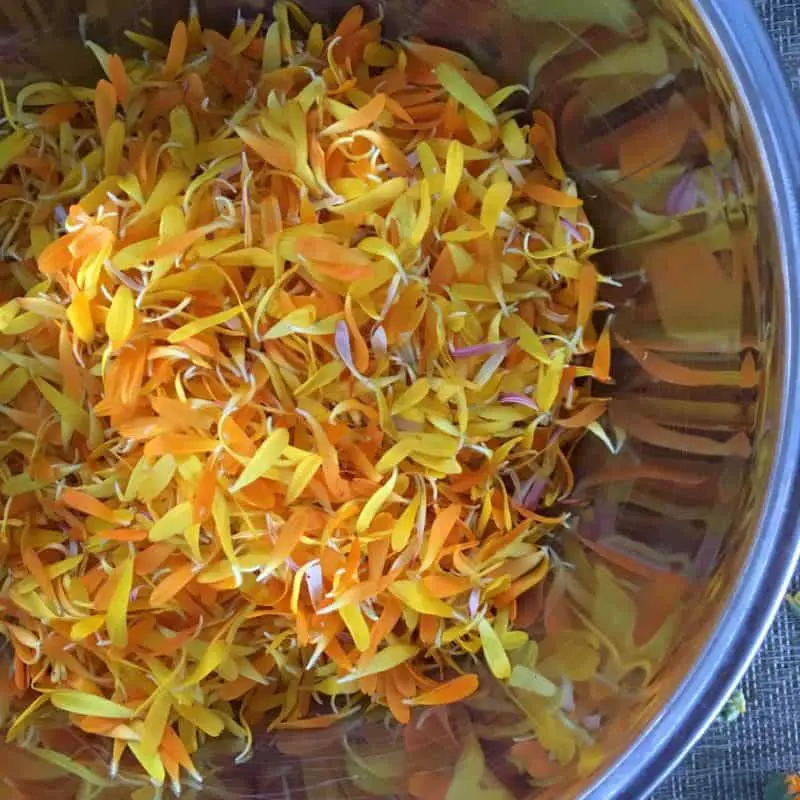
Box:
[50,691,133,719]
[0,6,610,786]
[478,618,512,679]
[230,427,290,493]
[106,558,133,648]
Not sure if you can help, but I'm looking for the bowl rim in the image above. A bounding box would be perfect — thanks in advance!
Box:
[583,2,800,797]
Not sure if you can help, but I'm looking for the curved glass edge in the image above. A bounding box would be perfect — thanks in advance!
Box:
[582,2,800,797]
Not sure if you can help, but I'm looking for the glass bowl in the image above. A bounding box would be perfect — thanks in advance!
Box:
[0,1,799,798]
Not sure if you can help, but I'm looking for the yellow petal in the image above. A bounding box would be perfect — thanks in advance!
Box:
[391,491,421,552]
[264,307,315,339]
[536,350,565,412]
[6,695,49,742]
[175,704,225,737]
[441,139,464,208]
[135,168,190,221]
[0,131,33,171]
[67,292,95,343]
[137,454,177,502]
[106,286,136,348]
[141,693,171,755]
[509,664,558,696]
[500,118,527,159]
[30,748,111,788]
[0,367,28,404]
[341,644,418,680]
[211,489,237,567]
[104,119,126,175]
[391,378,430,417]
[34,378,90,437]
[124,456,150,502]
[503,313,550,363]
[286,453,322,503]
[167,305,244,344]
[447,736,485,798]
[149,502,192,542]
[230,427,290,493]
[411,179,431,247]
[2,473,48,496]
[295,361,345,397]
[481,180,512,237]
[262,21,282,70]
[70,615,106,642]
[50,691,133,719]
[435,63,496,125]
[340,604,370,652]
[328,178,408,217]
[375,439,415,474]
[182,640,226,687]
[355,468,398,533]
[128,739,166,786]
[478,618,511,679]
[106,558,133,648]
[388,580,454,618]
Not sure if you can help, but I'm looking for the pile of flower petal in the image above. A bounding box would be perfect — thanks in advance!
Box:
[0,3,614,791]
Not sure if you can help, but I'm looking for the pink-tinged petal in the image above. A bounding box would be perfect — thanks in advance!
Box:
[560,216,584,243]
[335,320,353,366]
[523,478,547,510]
[710,165,725,201]
[499,393,538,410]
[468,588,480,617]
[582,497,617,541]
[451,339,513,359]
[370,325,388,355]
[306,561,324,610]
[665,170,698,214]
[691,533,723,581]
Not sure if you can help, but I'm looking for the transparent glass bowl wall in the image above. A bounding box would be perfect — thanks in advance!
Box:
[0,1,785,798]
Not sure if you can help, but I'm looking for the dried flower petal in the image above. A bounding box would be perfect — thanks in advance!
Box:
[0,5,617,792]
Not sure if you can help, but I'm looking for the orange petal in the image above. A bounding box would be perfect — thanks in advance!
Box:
[523,181,583,208]
[94,79,117,141]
